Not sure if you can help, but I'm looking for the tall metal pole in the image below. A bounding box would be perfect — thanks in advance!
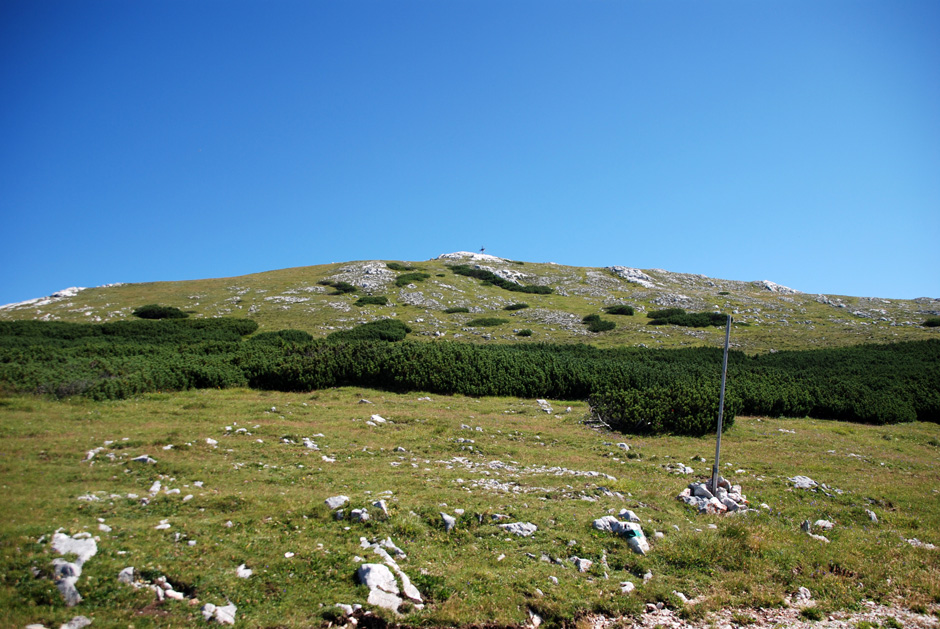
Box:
[711,314,732,492]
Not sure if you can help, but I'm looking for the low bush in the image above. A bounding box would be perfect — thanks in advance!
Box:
[355,296,389,307]
[583,314,616,333]
[326,319,411,342]
[504,303,529,311]
[132,304,188,319]
[924,317,940,328]
[329,281,358,294]
[516,329,533,337]
[443,307,470,314]
[395,272,431,287]
[386,262,415,271]
[603,305,634,316]
[649,311,728,328]
[467,318,509,327]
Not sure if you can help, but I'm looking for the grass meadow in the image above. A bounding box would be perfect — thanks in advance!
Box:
[1,387,938,628]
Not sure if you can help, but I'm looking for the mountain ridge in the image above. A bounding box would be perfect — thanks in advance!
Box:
[2,251,937,353]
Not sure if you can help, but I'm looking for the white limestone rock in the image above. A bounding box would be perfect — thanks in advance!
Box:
[325,495,349,510]
[500,522,537,537]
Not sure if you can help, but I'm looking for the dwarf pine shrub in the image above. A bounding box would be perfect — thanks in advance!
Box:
[355,296,389,307]
[603,305,634,316]
[583,314,615,333]
[386,262,415,271]
[504,303,529,311]
[132,304,188,319]
[467,318,509,327]
[924,317,940,327]
[516,329,533,337]
[395,272,431,287]
[443,307,470,314]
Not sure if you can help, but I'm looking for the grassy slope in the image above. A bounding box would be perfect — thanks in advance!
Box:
[1,388,938,628]
[1,257,937,353]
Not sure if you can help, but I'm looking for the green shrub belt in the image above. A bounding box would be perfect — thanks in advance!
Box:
[1,320,937,433]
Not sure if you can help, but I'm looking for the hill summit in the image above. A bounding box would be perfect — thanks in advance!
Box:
[2,253,937,352]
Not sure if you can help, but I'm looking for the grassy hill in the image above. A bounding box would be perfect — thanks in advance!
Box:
[2,252,938,353]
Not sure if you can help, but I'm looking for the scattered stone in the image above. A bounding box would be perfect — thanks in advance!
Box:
[905,537,937,549]
[325,495,349,510]
[373,499,389,517]
[789,475,817,489]
[118,567,135,584]
[620,581,635,593]
[616,443,630,451]
[358,563,399,594]
[673,591,689,604]
[814,519,834,530]
[570,556,592,572]
[206,438,218,446]
[370,414,387,424]
[536,399,553,414]
[60,617,92,629]
[351,508,370,522]
[359,399,373,404]
[618,509,640,523]
[801,520,830,543]
[155,520,171,530]
[131,455,157,464]
[866,509,878,523]
[202,602,237,625]
[500,522,537,537]
[236,564,252,578]
[441,512,457,532]
[528,609,543,627]
[335,603,354,616]
[593,515,650,554]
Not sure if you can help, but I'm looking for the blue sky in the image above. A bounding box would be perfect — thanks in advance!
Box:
[2,0,938,305]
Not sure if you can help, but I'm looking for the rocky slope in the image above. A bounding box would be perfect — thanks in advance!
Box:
[2,252,937,352]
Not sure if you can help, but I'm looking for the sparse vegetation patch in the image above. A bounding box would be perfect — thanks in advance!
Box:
[449,264,553,294]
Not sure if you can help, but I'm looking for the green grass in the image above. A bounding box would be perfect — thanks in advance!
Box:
[1,388,938,627]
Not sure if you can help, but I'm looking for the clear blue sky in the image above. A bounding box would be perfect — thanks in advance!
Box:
[2,0,938,305]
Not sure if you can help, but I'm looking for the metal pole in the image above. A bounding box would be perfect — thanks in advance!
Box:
[711,314,732,492]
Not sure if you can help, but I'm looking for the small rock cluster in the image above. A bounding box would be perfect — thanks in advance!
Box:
[677,476,749,514]
[355,537,423,614]
[49,532,97,607]
[117,566,236,624]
